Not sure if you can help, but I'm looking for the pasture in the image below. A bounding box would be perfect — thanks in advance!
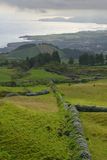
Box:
[21,69,67,81]
[58,80,107,160]
[0,86,80,160]
[58,80,107,107]
[0,65,107,160]
[80,112,107,160]
[0,67,14,82]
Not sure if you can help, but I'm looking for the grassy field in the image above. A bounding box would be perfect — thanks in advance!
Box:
[58,80,107,107]
[4,44,63,60]
[58,80,107,160]
[0,67,67,85]
[0,65,107,160]
[0,95,66,160]
[0,67,14,82]
[80,112,107,160]
[67,65,107,79]
[0,84,59,112]
[4,94,58,112]
[5,45,40,59]
[0,85,48,93]
[0,86,81,160]
[21,69,67,81]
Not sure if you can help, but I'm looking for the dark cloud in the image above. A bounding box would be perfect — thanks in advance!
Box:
[0,0,107,10]
[39,16,107,24]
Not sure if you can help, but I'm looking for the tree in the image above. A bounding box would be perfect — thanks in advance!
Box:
[95,54,100,64]
[79,53,89,65]
[43,53,51,63]
[105,55,107,64]
[95,53,104,65]
[79,53,95,66]
[100,53,104,65]
[68,57,74,65]
[52,51,61,63]
[88,55,95,66]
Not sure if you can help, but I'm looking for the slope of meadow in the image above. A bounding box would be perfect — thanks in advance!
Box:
[58,80,107,107]
[58,80,107,160]
[0,86,81,160]
[0,103,68,160]
[21,69,67,81]
[0,67,14,82]
[80,112,107,160]
[0,94,67,160]
[0,65,107,160]
[3,44,64,60]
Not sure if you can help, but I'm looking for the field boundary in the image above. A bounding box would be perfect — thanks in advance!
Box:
[65,103,91,160]
[51,83,91,160]
[75,105,107,112]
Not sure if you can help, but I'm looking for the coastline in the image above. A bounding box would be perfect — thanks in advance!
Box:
[1,29,107,53]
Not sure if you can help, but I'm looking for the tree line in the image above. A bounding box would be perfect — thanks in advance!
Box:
[1,51,107,69]
[68,53,107,66]
[79,53,106,66]
[10,51,61,71]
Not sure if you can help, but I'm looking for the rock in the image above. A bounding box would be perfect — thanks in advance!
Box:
[26,90,49,96]
[75,105,107,112]
[6,93,19,97]
[67,104,91,159]
[80,150,91,159]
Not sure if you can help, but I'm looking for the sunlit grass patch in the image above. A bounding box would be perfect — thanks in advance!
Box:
[0,67,14,82]
[58,81,107,107]
[0,100,78,160]
[4,94,58,112]
[80,112,107,160]
[21,69,67,81]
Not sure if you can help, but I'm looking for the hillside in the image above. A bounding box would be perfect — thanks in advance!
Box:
[0,85,83,160]
[1,43,64,60]
[1,30,107,60]
[20,69,67,81]
[0,65,107,159]
[0,67,15,82]
[21,30,107,53]
[58,79,107,160]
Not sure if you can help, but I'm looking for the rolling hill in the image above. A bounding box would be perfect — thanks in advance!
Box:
[1,30,107,61]
[2,30,107,61]
[1,43,64,60]
[21,30,107,53]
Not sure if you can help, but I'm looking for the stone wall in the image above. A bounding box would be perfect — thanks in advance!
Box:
[65,104,91,160]
[75,105,107,112]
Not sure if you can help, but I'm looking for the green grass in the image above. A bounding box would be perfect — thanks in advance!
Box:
[0,67,67,85]
[0,94,80,160]
[4,94,58,112]
[0,103,67,160]
[58,80,107,160]
[0,85,48,93]
[6,46,40,60]
[4,44,63,60]
[80,112,107,160]
[21,69,67,81]
[0,84,57,112]
[68,65,107,79]
[0,67,14,82]
[58,80,107,107]
[0,65,107,160]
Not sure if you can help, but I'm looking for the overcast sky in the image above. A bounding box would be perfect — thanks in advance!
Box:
[0,0,107,10]
[0,0,107,48]
[0,0,107,23]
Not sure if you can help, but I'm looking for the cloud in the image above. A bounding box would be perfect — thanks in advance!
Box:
[0,0,107,10]
[38,17,71,22]
[39,16,107,24]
